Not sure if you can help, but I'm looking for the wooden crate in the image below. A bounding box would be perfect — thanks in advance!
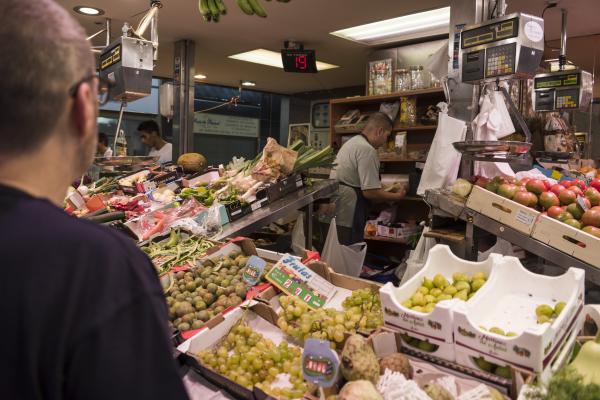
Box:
[532,215,600,268]
[466,186,541,235]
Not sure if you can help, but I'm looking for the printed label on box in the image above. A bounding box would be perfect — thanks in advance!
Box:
[515,209,536,226]
[265,255,337,309]
[302,339,339,388]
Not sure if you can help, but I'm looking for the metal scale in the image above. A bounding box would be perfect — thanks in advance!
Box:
[94,1,163,169]
[453,11,545,164]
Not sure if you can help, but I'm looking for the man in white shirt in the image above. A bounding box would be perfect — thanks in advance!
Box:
[97,132,113,157]
[138,120,172,164]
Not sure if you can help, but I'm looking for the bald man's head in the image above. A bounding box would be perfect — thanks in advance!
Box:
[0,0,94,157]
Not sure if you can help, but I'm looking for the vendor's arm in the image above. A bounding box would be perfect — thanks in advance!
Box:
[357,149,406,202]
[363,187,406,202]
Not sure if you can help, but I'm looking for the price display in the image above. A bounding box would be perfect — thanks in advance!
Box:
[281,49,318,73]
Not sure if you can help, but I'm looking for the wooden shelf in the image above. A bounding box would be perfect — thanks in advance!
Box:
[331,88,445,105]
[378,155,426,163]
[401,196,424,202]
[333,124,437,135]
[364,235,408,244]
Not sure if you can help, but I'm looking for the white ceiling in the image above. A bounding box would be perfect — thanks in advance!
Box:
[57,0,600,94]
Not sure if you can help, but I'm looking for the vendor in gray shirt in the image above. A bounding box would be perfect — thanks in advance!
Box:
[330,112,406,245]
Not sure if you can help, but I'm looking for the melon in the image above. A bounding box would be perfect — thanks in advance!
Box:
[177,153,207,173]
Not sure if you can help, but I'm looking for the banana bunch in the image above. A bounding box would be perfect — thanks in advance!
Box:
[198,0,291,22]
[198,0,228,22]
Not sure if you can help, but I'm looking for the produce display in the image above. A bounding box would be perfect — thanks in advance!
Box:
[177,153,207,173]
[535,301,566,324]
[276,288,383,348]
[165,251,272,332]
[401,272,488,313]
[140,230,215,275]
[469,176,600,235]
[196,322,310,399]
[179,186,215,206]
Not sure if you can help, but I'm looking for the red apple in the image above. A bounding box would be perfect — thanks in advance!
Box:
[543,180,553,191]
[539,192,560,209]
[571,186,584,196]
[591,178,600,191]
[475,176,490,188]
[498,183,518,199]
[582,209,600,227]
[514,191,534,207]
[526,179,546,195]
[582,226,600,238]
[572,179,587,191]
[550,184,566,196]
[585,188,600,206]
[547,206,564,219]
[562,180,573,188]
[559,189,577,205]
[558,212,575,222]
[517,178,531,187]
[564,219,583,229]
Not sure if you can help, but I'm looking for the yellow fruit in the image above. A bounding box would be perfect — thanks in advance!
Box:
[489,327,505,336]
[444,285,458,295]
[177,153,207,173]
[433,274,449,289]
[471,279,486,291]
[430,288,442,297]
[411,292,425,307]
[423,304,435,313]
[473,272,486,280]
[454,289,468,301]
[537,315,551,324]
[437,294,453,301]
[506,332,518,337]
[412,306,424,313]
[401,300,412,309]
[417,286,429,295]
[467,292,475,300]
[455,281,471,292]
[554,302,566,316]
[536,304,554,318]
[424,295,436,304]
[453,272,469,282]
[422,278,434,290]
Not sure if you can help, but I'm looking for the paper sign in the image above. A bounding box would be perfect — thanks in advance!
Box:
[515,209,536,227]
[242,255,267,285]
[577,196,590,212]
[265,255,337,309]
[302,339,339,388]
[67,191,86,210]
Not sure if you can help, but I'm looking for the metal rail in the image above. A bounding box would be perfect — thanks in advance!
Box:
[425,189,600,286]
[214,180,338,248]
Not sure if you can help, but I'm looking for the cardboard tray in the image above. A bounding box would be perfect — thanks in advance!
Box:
[177,302,311,400]
[452,256,585,373]
[532,215,600,269]
[466,186,541,235]
[264,175,303,203]
[379,245,501,362]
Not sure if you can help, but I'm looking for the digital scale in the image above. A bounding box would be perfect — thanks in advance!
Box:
[533,69,593,112]
[459,13,545,84]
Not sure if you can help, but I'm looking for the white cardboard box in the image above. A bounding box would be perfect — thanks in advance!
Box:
[532,215,600,269]
[466,186,541,235]
[379,245,501,362]
[452,256,585,373]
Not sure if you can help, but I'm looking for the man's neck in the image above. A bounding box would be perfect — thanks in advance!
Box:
[154,139,167,151]
[0,141,72,206]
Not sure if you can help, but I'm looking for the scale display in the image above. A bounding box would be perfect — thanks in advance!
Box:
[462,18,519,49]
[534,73,579,89]
[533,70,592,112]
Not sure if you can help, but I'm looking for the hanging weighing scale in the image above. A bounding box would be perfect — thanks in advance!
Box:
[453,12,545,163]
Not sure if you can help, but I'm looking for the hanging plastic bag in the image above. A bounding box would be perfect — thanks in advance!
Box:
[321,218,367,277]
[417,107,466,195]
[399,227,436,284]
[291,213,306,256]
[477,238,515,261]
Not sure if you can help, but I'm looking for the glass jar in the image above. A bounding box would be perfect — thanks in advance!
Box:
[394,69,411,92]
[410,66,423,90]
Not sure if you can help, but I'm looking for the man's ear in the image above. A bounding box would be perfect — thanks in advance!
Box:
[72,82,96,141]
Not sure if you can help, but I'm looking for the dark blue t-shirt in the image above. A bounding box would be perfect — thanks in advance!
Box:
[0,185,188,400]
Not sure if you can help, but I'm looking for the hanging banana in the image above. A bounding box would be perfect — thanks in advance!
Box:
[198,0,291,22]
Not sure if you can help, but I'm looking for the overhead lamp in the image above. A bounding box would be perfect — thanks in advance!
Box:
[229,49,338,71]
[194,74,207,80]
[73,6,105,16]
[241,80,256,87]
[330,7,450,46]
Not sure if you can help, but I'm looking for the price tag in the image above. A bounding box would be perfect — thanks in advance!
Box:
[67,191,86,210]
[302,339,339,388]
[242,255,267,285]
[515,209,536,227]
[577,196,590,212]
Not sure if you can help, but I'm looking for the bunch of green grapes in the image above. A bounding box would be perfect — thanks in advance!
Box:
[197,322,309,399]
[276,288,383,348]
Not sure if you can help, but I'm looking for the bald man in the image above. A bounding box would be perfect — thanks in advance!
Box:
[330,112,406,245]
[0,1,188,399]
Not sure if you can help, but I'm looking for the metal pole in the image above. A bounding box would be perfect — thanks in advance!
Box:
[106,18,111,47]
[173,40,196,158]
[560,9,568,70]
[113,100,127,153]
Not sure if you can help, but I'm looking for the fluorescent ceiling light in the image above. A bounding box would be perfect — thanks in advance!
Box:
[241,80,256,87]
[228,49,339,71]
[194,74,207,80]
[331,7,450,46]
[74,6,104,15]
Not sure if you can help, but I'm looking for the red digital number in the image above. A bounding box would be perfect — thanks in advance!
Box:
[296,55,307,70]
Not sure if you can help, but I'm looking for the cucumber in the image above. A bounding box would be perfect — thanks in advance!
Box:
[87,211,126,223]
[82,207,108,219]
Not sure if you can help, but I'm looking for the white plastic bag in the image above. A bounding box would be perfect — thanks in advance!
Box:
[321,218,367,277]
[478,238,515,261]
[399,227,436,284]
[417,110,466,195]
[291,213,306,255]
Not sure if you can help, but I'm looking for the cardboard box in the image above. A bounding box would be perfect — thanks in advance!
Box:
[466,186,541,235]
[178,302,310,400]
[532,215,600,269]
[452,256,585,373]
[379,245,501,362]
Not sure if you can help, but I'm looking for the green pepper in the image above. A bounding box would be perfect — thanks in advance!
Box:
[165,229,179,248]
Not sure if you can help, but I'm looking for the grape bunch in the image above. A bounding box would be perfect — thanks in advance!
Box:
[196,322,309,399]
[276,288,383,348]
